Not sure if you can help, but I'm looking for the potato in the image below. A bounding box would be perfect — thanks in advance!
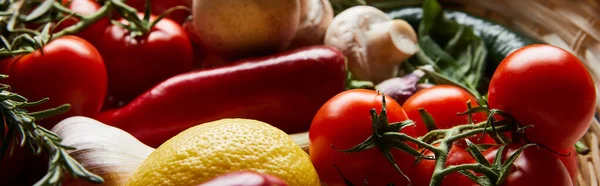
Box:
[192,0,301,61]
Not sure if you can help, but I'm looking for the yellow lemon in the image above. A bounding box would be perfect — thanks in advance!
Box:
[125,118,320,186]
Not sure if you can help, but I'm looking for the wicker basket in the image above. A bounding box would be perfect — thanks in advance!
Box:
[294,0,600,185]
[452,1,600,185]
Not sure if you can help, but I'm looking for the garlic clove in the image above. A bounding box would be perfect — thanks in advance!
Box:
[51,116,155,186]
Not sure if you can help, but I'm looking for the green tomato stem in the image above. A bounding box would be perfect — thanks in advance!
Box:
[447,122,514,142]
[382,132,443,155]
[52,2,83,19]
[436,163,498,182]
[429,141,451,186]
[52,1,113,38]
[575,140,590,155]
[110,0,150,33]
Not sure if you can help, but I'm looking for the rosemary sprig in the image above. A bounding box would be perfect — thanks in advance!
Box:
[0,74,103,186]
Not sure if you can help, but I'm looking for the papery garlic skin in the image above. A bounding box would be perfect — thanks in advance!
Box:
[51,116,155,186]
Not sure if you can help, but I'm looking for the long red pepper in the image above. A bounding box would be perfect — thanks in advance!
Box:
[95,46,347,147]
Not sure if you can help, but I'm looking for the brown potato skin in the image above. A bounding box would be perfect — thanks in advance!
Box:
[192,0,301,61]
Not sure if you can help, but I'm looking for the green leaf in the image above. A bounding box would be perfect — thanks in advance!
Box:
[388,120,415,132]
[419,66,481,97]
[416,0,488,92]
[465,139,491,167]
[29,104,70,121]
[418,108,437,132]
[333,136,377,153]
[496,144,536,185]
[492,145,506,168]
[17,98,49,108]
[25,0,55,21]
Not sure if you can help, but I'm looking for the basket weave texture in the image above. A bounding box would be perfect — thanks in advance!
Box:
[293,0,600,185]
[447,0,600,185]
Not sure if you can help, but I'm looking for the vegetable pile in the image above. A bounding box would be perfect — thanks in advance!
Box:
[0,0,596,186]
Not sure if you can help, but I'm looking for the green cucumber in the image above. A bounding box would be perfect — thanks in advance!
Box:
[388,7,539,66]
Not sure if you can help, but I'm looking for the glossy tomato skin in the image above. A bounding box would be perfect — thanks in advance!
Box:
[483,144,572,186]
[488,44,596,150]
[182,19,206,68]
[55,0,110,45]
[0,36,107,128]
[127,0,191,23]
[414,144,475,186]
[403,85,487,137]
[557,146,579,186]
[309,89,417,186]
[97,15,193,109]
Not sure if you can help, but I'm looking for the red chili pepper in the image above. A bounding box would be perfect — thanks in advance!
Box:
[96,46,347,147]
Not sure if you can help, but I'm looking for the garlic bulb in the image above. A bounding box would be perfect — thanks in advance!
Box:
[51,117,155,186]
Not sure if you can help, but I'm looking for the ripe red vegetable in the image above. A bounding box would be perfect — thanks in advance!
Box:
[488,44,596,150]
[199,171,287,186]
[0,35,107,128]
[414,144,475,186]
[55,0,110,45]
[483,144,573,186]
[557,146,579,186]
[309,89,417,186]
[403,85,487,137]
[127,0,191,23]
[96,15,193,109]
[96,46,346,147]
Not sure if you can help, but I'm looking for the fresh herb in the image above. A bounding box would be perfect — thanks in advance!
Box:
[411,0,488,94]
[0,74,103,186]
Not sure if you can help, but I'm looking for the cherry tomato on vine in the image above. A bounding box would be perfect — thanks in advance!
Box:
[483,144,572,186]
[96,14,193,109]
[0,35,107,128]
[55,0,110,46]
[557,146,579,186]
[309,89,417,186]
[403,85,490,144]
[488,44,596,150]
[127,0,191,23]
[403,85,486,136]
[414,144,475,186]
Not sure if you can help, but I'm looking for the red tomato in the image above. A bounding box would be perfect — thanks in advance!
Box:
[55,0,110,45]
[96,15,193,109]
[488,44,596,150]
[309,89,417,186]
[414,144,475,186]
[557,146,579,186]
[126,0,191,23]
[403,85,489,144]
[0,36,107,128]
[403,85,487,136]
[483,144,572,186]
